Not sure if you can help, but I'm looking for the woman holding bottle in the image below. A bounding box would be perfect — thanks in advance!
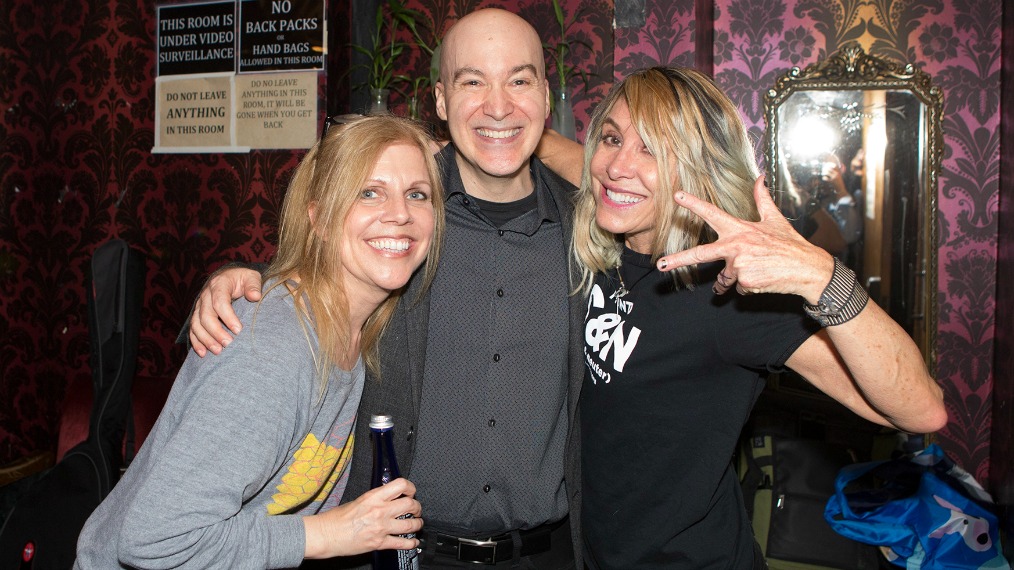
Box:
[75,115,443,569]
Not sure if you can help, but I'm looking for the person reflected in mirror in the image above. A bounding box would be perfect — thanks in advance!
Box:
[784,151,864,261]
[566,66,945,569]
[812,151,863,246]
[849,147,866,185]
[840,147,867,268]
[782,176,849,256]
[75,115,442,569]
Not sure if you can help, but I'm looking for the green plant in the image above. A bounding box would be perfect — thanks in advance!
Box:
[391,5,441,114]
[351,0,414,93]
[392,5,438,59]
[543,0,592,94]
[404,76,429,119]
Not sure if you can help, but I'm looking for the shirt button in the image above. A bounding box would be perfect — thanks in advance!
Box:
[406,426,414,441]
[493,353,501,362]
[498,230,504,237]
[483,484,491,493]
[496,289,504,297]
[488,419,495,427]
[463,197,470,205]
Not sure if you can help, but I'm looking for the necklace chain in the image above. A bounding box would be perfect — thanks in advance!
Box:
[612,259,657,300]
[611,266,629,300]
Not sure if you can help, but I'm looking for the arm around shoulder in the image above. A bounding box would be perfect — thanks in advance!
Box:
[536,128,584,187]
[187,263,266,356]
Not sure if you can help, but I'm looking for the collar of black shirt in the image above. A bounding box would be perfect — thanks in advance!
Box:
[439,144,561,227]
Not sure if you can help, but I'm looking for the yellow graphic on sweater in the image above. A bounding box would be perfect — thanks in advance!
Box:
[267,432,354,515]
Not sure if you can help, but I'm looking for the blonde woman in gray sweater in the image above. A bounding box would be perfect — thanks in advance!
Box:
[75,115,444,569]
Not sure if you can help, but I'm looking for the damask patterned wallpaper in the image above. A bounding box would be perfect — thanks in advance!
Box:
[0,0,308,464]
[704,0,1000,484]
[0,0,1003,485]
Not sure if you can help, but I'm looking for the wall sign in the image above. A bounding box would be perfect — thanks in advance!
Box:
[153,0,324,153]
[157,1,237,76]
[235,72,317,149]
[155,74,240,153]
[239,0,325,73]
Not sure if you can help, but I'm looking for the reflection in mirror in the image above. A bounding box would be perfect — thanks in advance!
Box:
[765,43,943,374]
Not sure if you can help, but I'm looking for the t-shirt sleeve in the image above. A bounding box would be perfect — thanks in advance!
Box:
[115,297,312,568]
[714,290,822,372]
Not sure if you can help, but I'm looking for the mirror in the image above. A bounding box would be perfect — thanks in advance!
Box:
[765,43,943,375]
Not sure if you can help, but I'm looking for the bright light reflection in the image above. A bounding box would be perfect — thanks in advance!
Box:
[787,116,839,161]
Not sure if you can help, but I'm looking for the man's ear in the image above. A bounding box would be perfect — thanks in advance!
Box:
[435,81,448,121]
[543,82,551,121]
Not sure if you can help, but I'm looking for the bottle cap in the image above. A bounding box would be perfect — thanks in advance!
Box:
[369,414,393,429]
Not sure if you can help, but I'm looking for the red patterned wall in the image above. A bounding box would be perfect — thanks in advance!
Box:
[0,0,1004,488]
[0,0,313,464]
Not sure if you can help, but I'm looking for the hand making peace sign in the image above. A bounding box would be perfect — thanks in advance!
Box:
[655,176,836,305]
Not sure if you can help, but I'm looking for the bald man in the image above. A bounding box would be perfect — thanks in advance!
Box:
[187,9,582,569]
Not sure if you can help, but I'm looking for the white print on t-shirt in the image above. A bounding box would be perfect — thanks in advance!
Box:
[584,283,641,381]
[613,296,633,314]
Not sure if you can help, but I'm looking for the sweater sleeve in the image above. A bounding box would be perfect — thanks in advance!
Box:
[115,296,314,569]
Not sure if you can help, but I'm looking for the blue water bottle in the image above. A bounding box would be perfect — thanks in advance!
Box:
[370,414,419,570]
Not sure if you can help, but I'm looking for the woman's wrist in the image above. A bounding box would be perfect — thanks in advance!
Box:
[799,251,836,305]
[303,514,333,559]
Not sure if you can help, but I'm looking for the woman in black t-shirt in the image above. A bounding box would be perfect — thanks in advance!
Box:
[567,67,946,569]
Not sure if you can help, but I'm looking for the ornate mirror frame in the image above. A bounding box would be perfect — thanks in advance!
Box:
[764,43,944,374]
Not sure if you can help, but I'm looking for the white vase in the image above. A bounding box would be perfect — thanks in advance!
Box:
[408,95,421,120]
[368,88,390,115]
[552,89,576,140]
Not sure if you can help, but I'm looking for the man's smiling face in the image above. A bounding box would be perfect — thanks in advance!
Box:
[434,9,551,194]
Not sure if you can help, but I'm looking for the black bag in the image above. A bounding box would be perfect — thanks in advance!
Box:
[738,431,882,570]
[0,239,145,569]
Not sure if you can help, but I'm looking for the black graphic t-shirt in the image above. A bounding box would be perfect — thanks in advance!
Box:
[580,247,820,569]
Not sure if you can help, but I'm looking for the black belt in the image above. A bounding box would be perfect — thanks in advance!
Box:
[420,517,566,565]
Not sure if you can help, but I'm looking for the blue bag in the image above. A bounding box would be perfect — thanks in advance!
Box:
[824,444,1009,569]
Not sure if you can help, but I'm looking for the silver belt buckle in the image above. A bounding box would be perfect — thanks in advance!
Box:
[457,536,498,564]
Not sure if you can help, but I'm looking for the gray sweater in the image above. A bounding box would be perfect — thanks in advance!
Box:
[75,285,365,569]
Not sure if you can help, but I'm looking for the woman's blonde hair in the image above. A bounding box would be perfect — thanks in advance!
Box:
[263,115,444,385]
[573,66,759,292]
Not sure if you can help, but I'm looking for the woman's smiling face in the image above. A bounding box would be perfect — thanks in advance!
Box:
[338,143,435,303]
[590,98,663,254]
